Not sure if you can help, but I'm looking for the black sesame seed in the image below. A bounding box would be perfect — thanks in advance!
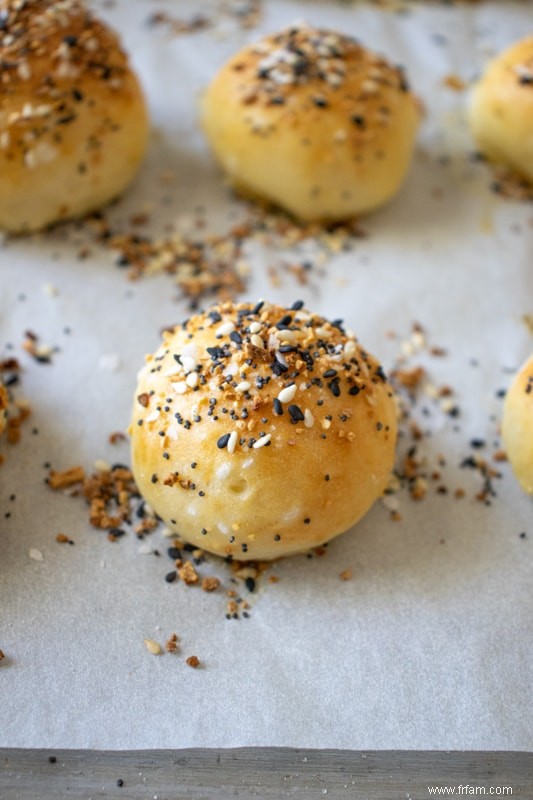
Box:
[275,314,292,329]
[349,385,360,396]
[217,433,231,449]
[252,300,264,314]
[167,547,182,560]
[165,571,177,583]
[273,398,283,415]
[48,756,57,764]
[328,378,341,397]
[290,300,304,310]
[272,361,288,376]
[288,404,304,422]
[323,369,337,378]
[245,577,256,592]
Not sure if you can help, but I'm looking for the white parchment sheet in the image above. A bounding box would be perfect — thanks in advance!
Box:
[1,0,532,750]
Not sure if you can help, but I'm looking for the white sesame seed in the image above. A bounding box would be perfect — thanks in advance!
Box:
[344,340,357,356]
[145,409,160,422]
[381,494,400,512]
[171,381,188,395]
[277,329,299,343]
[29,548,44,562]
[180,355,197,374]
[253,433,271,449]
[216,321,235,337]
[144,639,162,656]
[251,334,264,349]
[227,431,238,454]
[278,384,297,403]
[249,321,262,334]
[304,409,314,428]
[236,381,251,393]
[315,326,332,338]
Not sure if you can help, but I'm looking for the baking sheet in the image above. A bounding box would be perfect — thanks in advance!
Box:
[1,0,532,750]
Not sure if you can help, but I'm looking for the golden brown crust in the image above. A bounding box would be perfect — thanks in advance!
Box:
[130,300,397,560]
[202,25,420,222]
[501,353,533,494]
[469,36,533,184]
[0,0,149,232]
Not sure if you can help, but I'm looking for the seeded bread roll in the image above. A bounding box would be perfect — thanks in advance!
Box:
[469,37,533,184]
[0,379,7,437]
[201,25,420,223]
[130,300,397,561]
[501,354,533,494]
[0,0,149,233]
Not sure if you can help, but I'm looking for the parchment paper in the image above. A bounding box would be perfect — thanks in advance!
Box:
[1,0,532,750]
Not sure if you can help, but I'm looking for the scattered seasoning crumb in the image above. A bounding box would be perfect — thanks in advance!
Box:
[201,576,220,592]
[165,634,179,653]
[144,639,162,655]
[55,533,74,545]
[22,331,57,364]
[178,561,199,585]
[186,655,200,668]
[0,649,4,661]
[442,73,466,91]
[109,431,127,445]
[29,548,44,562]
[339,568,353,581]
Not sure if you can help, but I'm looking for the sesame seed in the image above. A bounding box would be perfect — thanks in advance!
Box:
[216,321,235,337]
[278,384,297,403]
[251,334,264,348]
[217,433,231,449]
[253,433,271,449]
[236,381,251,392]
[227,430,238,454]
[288,404,305,422]
[304,409,314,428]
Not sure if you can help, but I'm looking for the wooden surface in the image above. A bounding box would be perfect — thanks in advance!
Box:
[1,749,532,799]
